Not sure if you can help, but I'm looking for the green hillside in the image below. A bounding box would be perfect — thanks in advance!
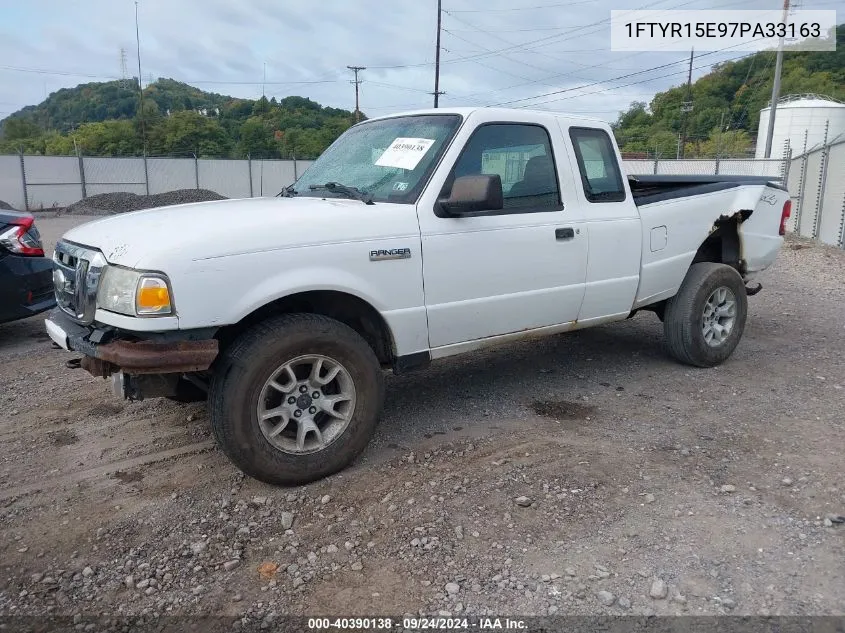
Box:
[0,78,357,159]
[3,24,842,160]
[613,24,845,157]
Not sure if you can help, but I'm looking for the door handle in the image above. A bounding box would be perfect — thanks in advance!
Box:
[555,227,575,240]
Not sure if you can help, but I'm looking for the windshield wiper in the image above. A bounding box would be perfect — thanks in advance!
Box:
[276,184,298,198]
[309,182,374,205]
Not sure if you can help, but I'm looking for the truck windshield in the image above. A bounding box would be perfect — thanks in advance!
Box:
[288,114,462,204]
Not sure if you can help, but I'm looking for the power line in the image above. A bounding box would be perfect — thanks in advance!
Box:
[366,80,430,94]
[491,31,766,109]
[512,51,755,109]
[187,79,340,85]
[492,58,689,106]
[435,0,756,104]
[442,12,582,80]
[447,26,571,32]
[0,65,118,79]
[446,0,595,11]
[443,29,562,84]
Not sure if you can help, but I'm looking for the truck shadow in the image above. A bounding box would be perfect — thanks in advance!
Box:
[372,315,670,450]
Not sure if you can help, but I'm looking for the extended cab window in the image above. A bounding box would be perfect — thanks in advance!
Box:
[444,124,561,212]
[569,127,626,203]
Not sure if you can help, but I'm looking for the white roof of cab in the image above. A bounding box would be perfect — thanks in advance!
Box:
[364,106,607,125]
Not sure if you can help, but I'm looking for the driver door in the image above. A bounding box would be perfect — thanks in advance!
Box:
[417,115,588,351]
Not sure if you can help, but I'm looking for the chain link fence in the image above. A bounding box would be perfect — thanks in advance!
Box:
[0,153,313,211]
[786,139,845,249]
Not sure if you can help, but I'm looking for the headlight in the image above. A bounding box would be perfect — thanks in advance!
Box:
[97,266,173,316]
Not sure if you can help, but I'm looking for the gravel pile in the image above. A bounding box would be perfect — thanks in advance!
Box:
[0,199,14,210]
[62,189,227,216]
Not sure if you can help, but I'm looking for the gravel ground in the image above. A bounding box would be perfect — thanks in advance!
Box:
[61,189,227,216]
[0,217,843,626]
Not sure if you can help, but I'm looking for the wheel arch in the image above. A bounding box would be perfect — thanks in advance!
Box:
[216,289,397,368]
[691,210,752,275]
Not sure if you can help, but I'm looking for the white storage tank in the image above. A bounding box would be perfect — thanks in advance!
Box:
[755,94,845,159]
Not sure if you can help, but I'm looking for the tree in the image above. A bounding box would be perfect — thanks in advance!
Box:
[73,120,142,156]
[613,24,845,152]
[253,96,271,116]
[2,118,42,140]
[43,133,75,155]
[147,110,230,157]
[236,117,278,158]
[692,127,753,158]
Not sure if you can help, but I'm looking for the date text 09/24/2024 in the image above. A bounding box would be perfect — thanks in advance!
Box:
[307,617,527,630]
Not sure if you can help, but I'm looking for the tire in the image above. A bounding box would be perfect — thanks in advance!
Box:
[209,313,384,485]
[663,263,748,367]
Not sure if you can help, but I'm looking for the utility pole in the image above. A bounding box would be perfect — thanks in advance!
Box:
[717,110,725,158]
[262,62,266,98]
[347,66,365,122]
[119,48,129,88]
[135,1,146,152]
[433,0,444,107]
[678,48,694,159]
[764,0,790,158]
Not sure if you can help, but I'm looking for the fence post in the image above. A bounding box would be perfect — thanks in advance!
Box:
[652,156,658,175]
[781,147,792,185]
[247,154,254,197]
[838,190,845,250]
[714,155,720,175]
[76,145,87,200]
[293,151,298,181]
[18,148,29,212]
[794,131,809,234]
[142,149,150,195]
[194,151,199,189]
[812,120,830,239]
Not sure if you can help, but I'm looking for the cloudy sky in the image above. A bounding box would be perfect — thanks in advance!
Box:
[0,0,840,124]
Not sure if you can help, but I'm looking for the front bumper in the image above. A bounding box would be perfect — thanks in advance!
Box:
[0,254,56,324]
[45,308,218,377]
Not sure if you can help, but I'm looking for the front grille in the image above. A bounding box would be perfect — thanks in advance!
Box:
[53,241,107,325]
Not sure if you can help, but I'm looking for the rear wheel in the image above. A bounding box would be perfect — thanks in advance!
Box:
[209,313,384,485]
[663,263,748,367]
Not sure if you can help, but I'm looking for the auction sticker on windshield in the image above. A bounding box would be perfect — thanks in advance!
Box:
[375,138,436,170]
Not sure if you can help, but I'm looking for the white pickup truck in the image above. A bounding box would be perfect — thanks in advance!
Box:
[45,107,791,485]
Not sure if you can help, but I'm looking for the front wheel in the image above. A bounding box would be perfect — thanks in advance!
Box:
[209,313,384,485]
[663,263,748,367]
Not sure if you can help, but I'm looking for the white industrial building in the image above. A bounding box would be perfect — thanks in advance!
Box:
[756,94,845,159]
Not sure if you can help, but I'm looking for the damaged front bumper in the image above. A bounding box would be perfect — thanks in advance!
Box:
[45,308,219,379]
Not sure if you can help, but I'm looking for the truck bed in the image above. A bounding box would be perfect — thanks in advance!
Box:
[628,174,787,206]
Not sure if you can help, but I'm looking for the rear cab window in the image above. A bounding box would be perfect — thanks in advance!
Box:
[569,127,626,203]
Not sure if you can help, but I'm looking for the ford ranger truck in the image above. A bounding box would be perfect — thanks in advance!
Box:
[45,108,791,485]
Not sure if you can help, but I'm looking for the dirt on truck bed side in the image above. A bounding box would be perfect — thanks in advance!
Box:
[0,222,843,624]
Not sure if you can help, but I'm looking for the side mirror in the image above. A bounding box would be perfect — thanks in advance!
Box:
[438,174,503,216]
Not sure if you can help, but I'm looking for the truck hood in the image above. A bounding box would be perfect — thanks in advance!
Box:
[61,196,418,269]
